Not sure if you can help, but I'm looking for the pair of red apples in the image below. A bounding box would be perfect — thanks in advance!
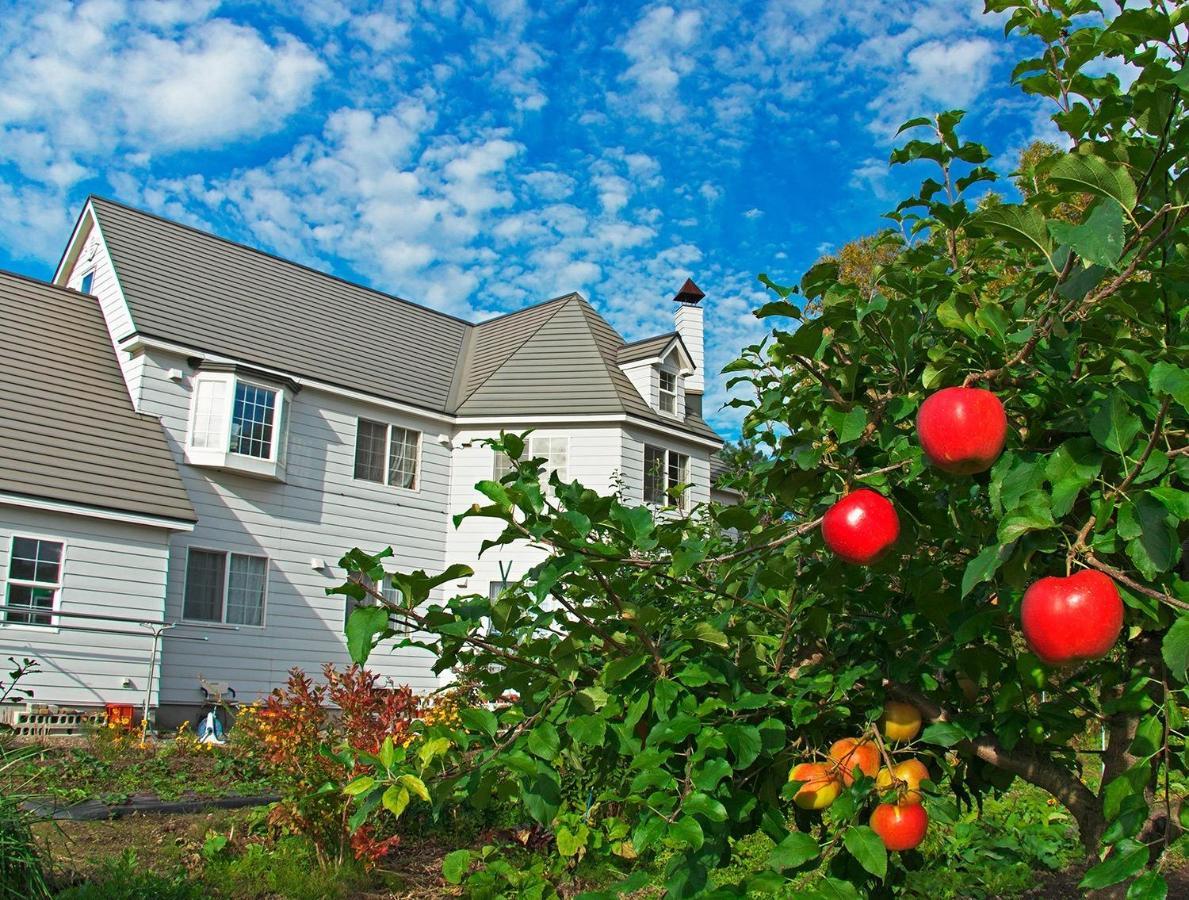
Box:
[820,387,1124,667]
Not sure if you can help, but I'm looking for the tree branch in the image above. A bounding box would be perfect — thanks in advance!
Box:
[885,680,1106,852]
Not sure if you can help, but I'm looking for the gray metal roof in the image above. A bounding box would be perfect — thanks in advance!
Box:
[90,197,469,413]
[617,332,680,365]
[0,270,196,524]
[83,198,722,443]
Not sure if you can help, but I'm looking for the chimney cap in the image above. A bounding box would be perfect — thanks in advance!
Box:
[672,278,705,305]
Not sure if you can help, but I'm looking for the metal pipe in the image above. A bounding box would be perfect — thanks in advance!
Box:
[0,603,219,629]
[0,620,208,641]
[143,627,163,726]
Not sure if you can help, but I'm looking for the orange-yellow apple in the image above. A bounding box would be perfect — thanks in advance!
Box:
[789,762,841,810]
[880,702,922,742]
[828,737,879,785]
[876,758,930,804]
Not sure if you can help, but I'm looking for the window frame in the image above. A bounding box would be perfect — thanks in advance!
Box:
[181,546,269,628]
[643,444,692,511]
[185,372,289,478]
[79,270,95,295]
[352,418,422,491]
[229,380,281,461]
[658,369,678,415]
[2,534,65,630]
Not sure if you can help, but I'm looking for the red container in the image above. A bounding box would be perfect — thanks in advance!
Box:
[105,703,135,727]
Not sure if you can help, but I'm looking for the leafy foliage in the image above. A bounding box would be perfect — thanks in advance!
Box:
[339,2,1188,896]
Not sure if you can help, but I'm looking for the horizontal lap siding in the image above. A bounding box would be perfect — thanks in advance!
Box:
[139,350,449,705]
[0,506,170,707]
[445,426,624,600]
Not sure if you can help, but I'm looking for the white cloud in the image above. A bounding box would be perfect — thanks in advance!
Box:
[743,208,763,219]
[0,3,326,181]
[616,5,703,122]
[867,37,997,135]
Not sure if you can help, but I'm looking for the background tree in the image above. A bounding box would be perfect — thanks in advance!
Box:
[342,2,1188,897]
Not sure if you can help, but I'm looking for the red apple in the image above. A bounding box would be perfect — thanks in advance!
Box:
[870,801,929,851]
[917,387,1007,475]
[1020,570,1123,666]
[821,489,900,565]
[828,737,880,786]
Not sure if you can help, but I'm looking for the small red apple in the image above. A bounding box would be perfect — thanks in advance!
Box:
[917,387,1007,475]
[870,801,929,851]
[1019,570,1123,666]
[821,489,900,565]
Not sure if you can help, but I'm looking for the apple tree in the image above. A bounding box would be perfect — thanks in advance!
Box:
[340,2,1188,896]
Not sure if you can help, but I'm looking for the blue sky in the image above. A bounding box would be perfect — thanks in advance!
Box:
[0,0,1062,435]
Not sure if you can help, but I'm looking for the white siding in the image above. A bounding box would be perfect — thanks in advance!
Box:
[620,425,712,509]
[621,361,654,411]
[0,505,172,707]
[444,427,625,605]
[137,348,451,706]
[60,219,142,408]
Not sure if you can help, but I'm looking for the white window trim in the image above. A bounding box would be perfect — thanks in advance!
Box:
[644,444,692,511]
[2,533,66,632]
[658,369,679,417]
[353,418,422,493]
[78,268,96,294]
[185,372,288,479]
[181,546,269,629]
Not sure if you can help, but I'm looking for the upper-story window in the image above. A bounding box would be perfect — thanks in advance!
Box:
[186,369,292,479]
[79,271,94,295]
[644,444,690,510]
[493,435,568,487]
[659,370,678,414]
[353,419,420,489]
[4,536,63,627]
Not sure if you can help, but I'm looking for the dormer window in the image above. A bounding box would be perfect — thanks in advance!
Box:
[659,370,677,414]
[185,367,293,480]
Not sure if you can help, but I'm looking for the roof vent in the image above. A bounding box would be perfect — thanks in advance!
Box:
[672,278,705,305]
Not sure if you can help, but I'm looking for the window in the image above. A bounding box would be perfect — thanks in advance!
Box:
[492,436,568,490]
[353,419,421,489]
[644,445,691,509]
[79,271,94,294]
[5,537,63,626]
[230,382,278,459]
[186,372,289,478]
[183,549,268,626]
[659,370,677,414]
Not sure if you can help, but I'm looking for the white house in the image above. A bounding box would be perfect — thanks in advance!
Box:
[0,196,724,725]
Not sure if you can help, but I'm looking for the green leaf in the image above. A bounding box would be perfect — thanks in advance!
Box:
[920,721,968,747]
[1049,199,1125,268]
[1078,838,1147,890]
[459,707,498,739]
[566,715,607,747]
[684,791,728,823]
[397,774,430,801]
[843,826,888,880]
[692,758,734,792]
[603,654,649,685]
[722,724,763,767]
[345,606,391,665]
[475,479,511,507]
[962,543,1008,597]
[527,723,561,761]
[826,406,868,444]
[379,735,395,770]
[671,540,707,577]
[769,832,820,872]
[805,879,864,900]
[1050,153,1138,211]
[997,506,1055,543]
[972,204,1053,264]
[1150,362,1189,413]
[417,736,450,768]
[1090,393,1142,456]
[343,775,375,797]
[382,785,410,818]
[668,815,704,850]
[442,849,472,884]
[1046,439,1102,518]
[691,622,729,649]
[1126,870,1168,900]
[556,825,586,857]
[1162,618,1189,684]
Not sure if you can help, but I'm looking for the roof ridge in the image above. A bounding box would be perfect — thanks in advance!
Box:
[87,195,475,327]
[620,330,678,348]
[454,295,578,408]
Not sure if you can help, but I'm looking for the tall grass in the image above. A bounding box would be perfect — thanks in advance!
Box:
[0,657,50,899]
